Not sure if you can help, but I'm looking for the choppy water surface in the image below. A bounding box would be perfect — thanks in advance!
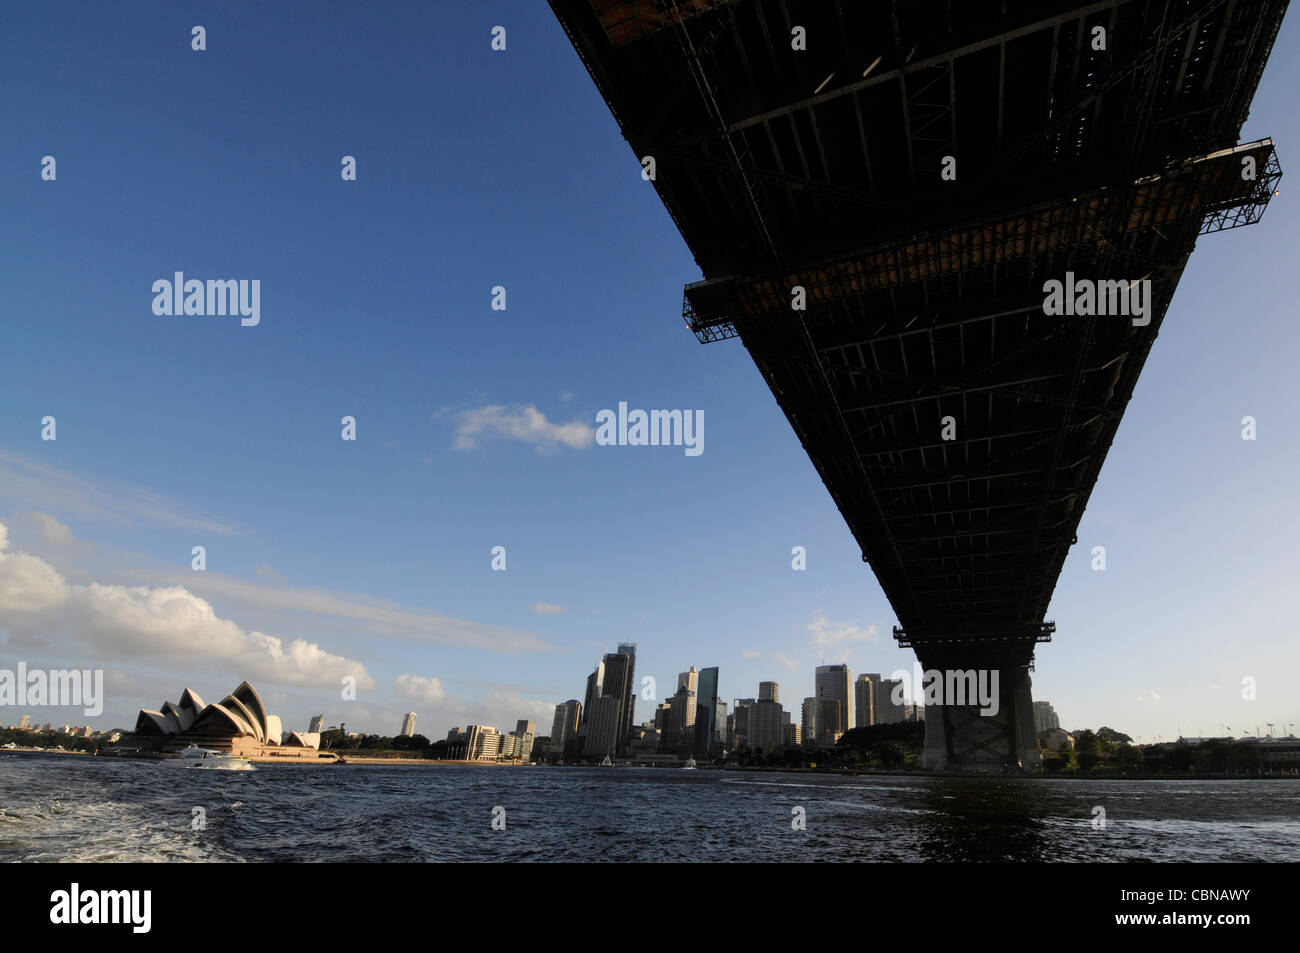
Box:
[1,756,1297,862]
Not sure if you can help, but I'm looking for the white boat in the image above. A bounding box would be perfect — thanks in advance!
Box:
[599,755,613,767]
[161,745,256,771]
[683,758,697,769]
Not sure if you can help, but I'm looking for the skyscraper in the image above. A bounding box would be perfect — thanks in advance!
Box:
[308,714,325,733]
[581,660,605,730]
[1033,701,1060,733]
[815,664,853,735]
[694,666,719,757]
[747,684,788,753]
[585,695,623,759]
[618,643,638,749]
[854,675,875,728]
[712,698,727,750]
[815,699,843,745]
[801,697,817,747]
[861,673,884,725]
[550,699,581,749]
[879,678,907,724]
[602,650,634,753]
[400,712,417,737]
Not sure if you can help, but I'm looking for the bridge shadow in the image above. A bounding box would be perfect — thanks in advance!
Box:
[913,777,1058,862]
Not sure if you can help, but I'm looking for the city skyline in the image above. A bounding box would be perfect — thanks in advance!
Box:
[0,4,1297,747]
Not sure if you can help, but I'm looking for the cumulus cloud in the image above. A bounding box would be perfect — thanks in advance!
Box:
[0,523,375,690]
[395,674,447,703]
[448,404,593,452]
[805,614,879,647]
[531,601,564,615]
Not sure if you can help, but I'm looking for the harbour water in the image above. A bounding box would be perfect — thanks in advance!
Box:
[1,755,1297,862]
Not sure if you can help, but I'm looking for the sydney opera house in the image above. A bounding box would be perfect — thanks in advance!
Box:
[126,681,336,762]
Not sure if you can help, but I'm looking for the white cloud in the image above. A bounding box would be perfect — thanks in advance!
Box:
[395,674,446,703]
[24,512,75,546]
[255,563,286,585]
[805,614,879,647]
[0,523,375,691]
[741,649,760,659]
[448,404,593,452]
[531,601,564,615]
[772,652,799,671]
[0,450,237,534]
[123,567,558,654]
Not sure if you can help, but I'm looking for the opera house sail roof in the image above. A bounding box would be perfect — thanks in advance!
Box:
[128,681,327,760]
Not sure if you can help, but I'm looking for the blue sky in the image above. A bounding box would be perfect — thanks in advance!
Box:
[0,2,1297,744]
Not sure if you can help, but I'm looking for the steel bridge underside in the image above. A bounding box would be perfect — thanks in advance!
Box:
[551,0,1286,730]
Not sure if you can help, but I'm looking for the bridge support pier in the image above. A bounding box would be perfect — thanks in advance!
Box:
[919,660,1040,772]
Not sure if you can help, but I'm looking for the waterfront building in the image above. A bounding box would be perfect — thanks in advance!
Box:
[855,674,876,728]
[747,696,788,753]
[550,699,581,749]
[817,699,843,745]
[602,650,635,753]
[308,714,325,733]
[815,664,853,735]
[400,712,417,737]
[585,695,623,759]
[694,667,720,757]
[617,643,639,750]
[1033,701,1061,734]
[465,725,502,761]
[801,697,817,747]
[879,679,907,724]
[124,682,332,761]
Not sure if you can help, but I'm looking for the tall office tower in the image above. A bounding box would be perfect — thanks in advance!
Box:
[783,721,801,747]
[854,675,875,728]
[550,700,582,748]
[675,667,699,727]
[678,666,698,693]
[670,687,697,754]
[747,689,787,753]
[585,695,623,758]
[860,673,884,724]
[801,697,817,747]
[879,678,907,724]
[617,643,638,749]
[18,714,30,730]
[1033,701,1060,733]
[602,650,634,753]
[400,712,417,737]
[581,660,605,730]
[759,681,779,703]
[816,699,843,745]
[733,698,754,749]
[694,666,719,757]
[713,699,728,748]
[308,714,325,733]
[815,664,853,735]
